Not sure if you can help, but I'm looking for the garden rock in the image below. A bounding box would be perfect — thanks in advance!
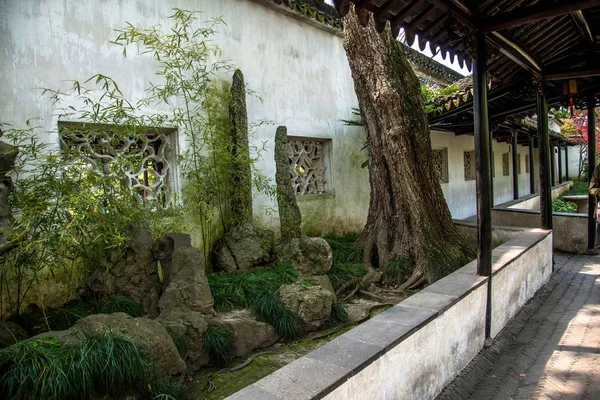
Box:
[208,309,278,358]
[279,284,333,331]
[159,306,209,372]
[0,141,17,248]
[306,275,336,298]
[158,247,214,314]
[214,223,274,273]
[153,232,192,286]
[0,321,27,348]
[276,237,333,275]
[112,228,161,316]
[73,313,185,377]
[85,270,117,298]
[0,141,18,179]
[345,299,386,324]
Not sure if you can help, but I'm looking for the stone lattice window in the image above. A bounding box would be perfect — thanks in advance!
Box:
[464,150,476,181]
[288,138,328,195]
[502,153,510,176]
[59,122,174,202]
[525,154,530,173]
[432,148,449,183]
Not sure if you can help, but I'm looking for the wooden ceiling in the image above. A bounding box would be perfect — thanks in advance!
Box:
[313,0,600,100]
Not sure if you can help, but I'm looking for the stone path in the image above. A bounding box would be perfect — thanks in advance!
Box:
[437,252,600,400]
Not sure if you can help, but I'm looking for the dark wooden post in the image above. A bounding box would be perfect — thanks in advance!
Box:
[588,94,596,249]
[557,143,563,184]
[529,136,535,194]
[473,31,492,339]
[538,83,552,230]
[512,130,519,199]
[490,133,495,206]
[550,141,557,186]
[565,144,569,181]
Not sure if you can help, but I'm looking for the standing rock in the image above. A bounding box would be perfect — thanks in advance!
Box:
[158,247,214,314]
[306,275,336,298]
[208,309,278,358]
[159,306,209,372]
[274,126,302,240]
[276,237,333,275]
[213,223,274,273]
[112,227,161,316]
[0,141,17,247]
[229,69,253,224]
[279,284,333,332]
[153,232,192,286]
[0,321,28,348]
[73,313,186,377]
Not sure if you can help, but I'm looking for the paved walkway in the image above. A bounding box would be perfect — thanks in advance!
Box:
[437,252,600,400]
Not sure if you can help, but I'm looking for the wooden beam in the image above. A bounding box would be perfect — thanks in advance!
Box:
[488,32,544,76]
[572,10,594,43]
[482,0,600,32]
[546,68,600,80]
[429,0,479,30]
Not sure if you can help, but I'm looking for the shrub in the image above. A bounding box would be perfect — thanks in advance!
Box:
[552,198,577,213]
[328,300,348,325]
[202,327,231,367]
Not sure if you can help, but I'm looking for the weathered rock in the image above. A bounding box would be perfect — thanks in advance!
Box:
[86,269,117,298]
[279,284,333,331]
[0,183,12,247]
[276,237,333,275]
[208,309,278,358]
[153,232,192,286]
[159,306,209,372]
[229,69,253,224]
[274,126,302,240]
[112,228,161,316]
[74,313,185,377]
[158,247,213,314]
[344,299,386,324]
[0,141,18,179]
[0,321,27,348]
[214,223,274,273]
[306,275,336,298]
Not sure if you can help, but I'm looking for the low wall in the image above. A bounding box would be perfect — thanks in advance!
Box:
[506,181,572,210]
[227,229,553,400]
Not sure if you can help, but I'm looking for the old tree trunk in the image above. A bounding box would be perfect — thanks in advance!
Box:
[342,7,472,288]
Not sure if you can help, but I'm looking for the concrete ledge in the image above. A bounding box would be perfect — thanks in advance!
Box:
[227,228,553,400]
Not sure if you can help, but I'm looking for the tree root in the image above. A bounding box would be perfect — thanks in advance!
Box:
[335,281,356,297]
[343,284,360,301]
[358,289,386,302]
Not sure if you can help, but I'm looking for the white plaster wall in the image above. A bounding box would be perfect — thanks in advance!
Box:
[566,144,585,179]
[0,0,368,235]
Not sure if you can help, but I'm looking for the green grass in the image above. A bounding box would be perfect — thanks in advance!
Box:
[324,234,363,265]
[328,300,348,325]
[100,295,143,317]
[382,259,412,286]
[0,335,153,399]
[202,327,231,367]
[327,263,366,291]
[563,180,588,196]
[207,264,303,339]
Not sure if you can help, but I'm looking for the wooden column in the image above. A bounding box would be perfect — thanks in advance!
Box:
[588,94,596,249]
[557,143,563,184]
[565,144,569,181]
[512,130,519,199]
[529,136,536,194]
[538,83,552,230]
[490,133,495,206]
[473,31,493,339]
[550,141,557,186]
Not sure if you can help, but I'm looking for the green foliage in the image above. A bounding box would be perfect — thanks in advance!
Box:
[0,335,152,399]
[207,264,302,339]
[552,198,577,213]
[328,300,348,325]
[382,259,412,286]
[327,263,366,291]
[100,295,142,317]
[421,83,460,115]
[563,180,589,196]
[202,327,231,367]
[144,377,182,400]
[325,234,363,264]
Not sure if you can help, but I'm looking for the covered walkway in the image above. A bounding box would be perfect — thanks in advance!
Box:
[438,252,600,400]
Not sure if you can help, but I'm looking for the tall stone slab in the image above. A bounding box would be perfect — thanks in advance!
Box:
[229,69,252,225]
[274,126,302,240]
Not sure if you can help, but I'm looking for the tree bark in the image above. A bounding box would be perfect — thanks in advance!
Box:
[342,7,473,285]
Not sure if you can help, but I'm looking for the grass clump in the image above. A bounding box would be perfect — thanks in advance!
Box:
[327,263,366,291]
[382,259,412,286]
[563,180,588,196]
[202,327,231,367]
[0,335,152,399]
[328,300,348,325]
[207,264,303,339]
[324,234,363,264]
[100,295,143,317]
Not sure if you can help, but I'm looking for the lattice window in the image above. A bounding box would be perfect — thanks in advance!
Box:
[59,122,174,203]
[525,154,530,173]
[502,153,510,176]
[288,138,329,195]
[432,148,449,183]
[464,150,476,181]
[517,153,522,174]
